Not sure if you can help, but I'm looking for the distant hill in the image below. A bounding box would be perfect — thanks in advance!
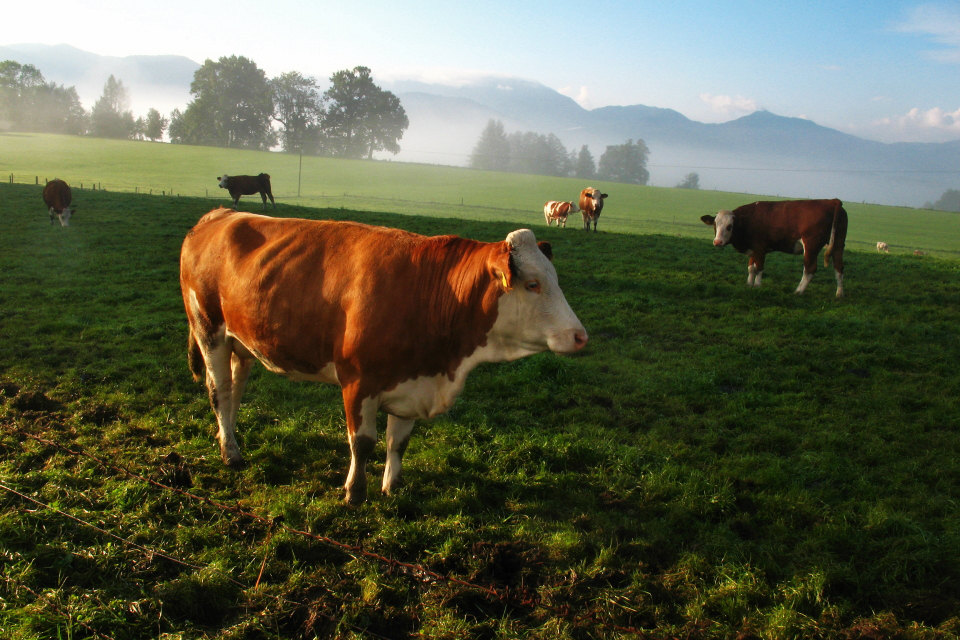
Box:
[0,43,199,116]
[386,78,960,208]
[2,44,956,207]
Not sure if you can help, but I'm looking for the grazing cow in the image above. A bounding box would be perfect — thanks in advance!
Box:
[180,209,588,505]
[42,179,74,226]
[877,242,889,253]
[578,188,608,231]
[543,200,578,227]
[700,199,848,297]
[914,250,925,256]
[217,173,275,210]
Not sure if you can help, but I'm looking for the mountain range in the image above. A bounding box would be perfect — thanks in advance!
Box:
[2,44,957,208]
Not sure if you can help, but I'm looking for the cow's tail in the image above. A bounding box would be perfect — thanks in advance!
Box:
[823,200,848,268]
[187,329,205,381]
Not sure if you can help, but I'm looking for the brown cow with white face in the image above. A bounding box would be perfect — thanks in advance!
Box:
[543,200,578,227]
[701,199,848,297]
[578,188,608,232]
[180,209,588,504]
[43,179,74,226]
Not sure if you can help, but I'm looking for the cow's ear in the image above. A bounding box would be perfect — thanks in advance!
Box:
[537,241,554,262]
[490,244,514,290]
[700,215,715,225]
[601,193,609,198]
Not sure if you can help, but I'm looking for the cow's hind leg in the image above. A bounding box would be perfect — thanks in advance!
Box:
[382,415,415,495]
[832,247,845,298]
[796,246,818,294]
[260,191,268,211]
[342,390,378,505]
[202,337,246,467]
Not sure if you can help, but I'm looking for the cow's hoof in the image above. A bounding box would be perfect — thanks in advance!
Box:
[344,491,367,506]
[223,455,246,469]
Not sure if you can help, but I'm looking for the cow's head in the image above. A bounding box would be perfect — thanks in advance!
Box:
[701,209,734,247]
[569,200,580,213]
[217,174,229,188]
[57,206,73,227]
[491,229,587,357]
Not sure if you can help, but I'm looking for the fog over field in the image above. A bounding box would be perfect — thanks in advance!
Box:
[2,43,958,208]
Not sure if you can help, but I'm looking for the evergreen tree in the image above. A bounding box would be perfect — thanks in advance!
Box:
[470,119,511,171]
[89,75,136,139]
[144,108,168,141]
[574,145,596,179]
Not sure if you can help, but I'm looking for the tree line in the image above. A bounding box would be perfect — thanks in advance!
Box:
[469,119,653,185]
[0,56,408,160]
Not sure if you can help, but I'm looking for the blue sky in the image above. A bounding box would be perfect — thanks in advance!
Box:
[6,0,959,143]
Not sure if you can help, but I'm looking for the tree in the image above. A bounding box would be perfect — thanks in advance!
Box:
[573,145,596,179]
[319,66,408,159]
[89,75,136,139]
[676,172,700,189]
[171,55,276,150]
[0,61,85,134]
[470,119,511,171]
[925,189,960,212]
[507,131,571,177]
[271,71,324,153]
[144,108,168,141]
[598,138,650,185]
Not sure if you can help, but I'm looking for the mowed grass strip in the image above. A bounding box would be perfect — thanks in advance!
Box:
[4,131,960,257]
[1,183,960,639]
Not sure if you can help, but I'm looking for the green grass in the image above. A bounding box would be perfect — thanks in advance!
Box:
[1,170,960,639]
[4,132,960,258]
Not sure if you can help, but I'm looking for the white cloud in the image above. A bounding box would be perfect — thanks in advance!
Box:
[849,106,960,143]
[699,93,758,118]
[895,4,960,63]
[558,85,591,109]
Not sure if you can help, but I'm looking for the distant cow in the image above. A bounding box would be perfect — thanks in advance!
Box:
[217,173,275,210]
[578,188,608,232]
[914,250,925,256]
[42,179,74,226]
[544,200,578,227]
[701,199,848,297]
[180,209,588,505]
[877,242,889,253]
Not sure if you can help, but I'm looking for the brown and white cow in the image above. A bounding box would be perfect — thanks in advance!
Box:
[43,179,74,226]
[544,200,578,227]
[217,173,276,210]
[701,199,848,297]
[877,242,889,253]
[180,209,588,504]
[578,187,608,232]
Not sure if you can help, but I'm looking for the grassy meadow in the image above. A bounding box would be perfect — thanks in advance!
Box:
[1,137,960,639]
[4,132,960,258]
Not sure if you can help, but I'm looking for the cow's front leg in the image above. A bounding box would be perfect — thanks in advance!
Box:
[383,415,415,495]
[342,390,379,505]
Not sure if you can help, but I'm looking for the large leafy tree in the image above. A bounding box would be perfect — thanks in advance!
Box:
[89,75,136,139]
[319,66,408,159]
[469,119,511,171]
[0,61,86,134]
[171,55,276,150]
[598,138,650,185]
[270,71,324,153]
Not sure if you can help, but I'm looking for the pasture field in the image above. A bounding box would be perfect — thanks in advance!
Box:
[3,132,960,258]
[2,182,960,640]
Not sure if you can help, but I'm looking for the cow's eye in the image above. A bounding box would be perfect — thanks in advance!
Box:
[525,280,541,293]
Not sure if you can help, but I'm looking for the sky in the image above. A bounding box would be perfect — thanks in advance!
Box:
[5,0,960,144]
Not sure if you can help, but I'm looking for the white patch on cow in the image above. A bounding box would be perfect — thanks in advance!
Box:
[382,414,415,494]
[58,207,72,226]
[219,174,229,188]
[796,271,814,294]
[754,270,763,287]
[712,209,734,246]
[747,263,757,285]
[835,269,844,298]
